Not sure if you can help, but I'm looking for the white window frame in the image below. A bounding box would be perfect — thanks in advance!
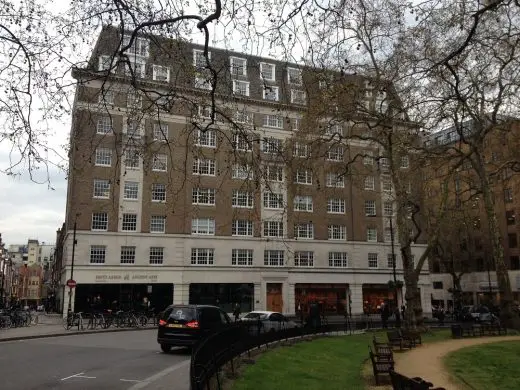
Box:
[90,246,106,264]
[97,116,113,134]
[365,200,376,216]
[152,183,166,203]
[383,201,394,216]
[191,218,215,235]
[294,223,314,239]
[149,247,164,265]
[125,120,142,139]
[232,249,254,266]
[264,250,284,267]
[195,129,217,148]
[294,169,312,185]
[192,188,216,206]
[294,251,314,267]
[93,179,110,199]
[152,154,168,172]
[127,92,143,109]
[98,90,114,105]
[329,252,349,268]
[367,228,378,242]
[150,215,166,233]
[122,213,138,232]
[124,57,146,78]
[291,90,306,105]
[194,75,212,90]
[262,115,284,129]
[232,190,254,208]
[293,142,309,158]
[260,62,276,81]
[231,220,254,237]
[123,181,139,200]
[191,248,214,265]
[232,163,253,179]
[95,148,112,167]
[363,151,374,166]
[327,198,346,214]
[235,110,254,124]
[368,253,379,268]
[401,156,410,168]
[293,195,313,212]
[120,246,136,264]
[263,86,279,101]
[382,175,393,192]
[232,80,250,96]
[262,137,283,153]
[193,49,211,69]
[233,132,252,151]
[364,176,375,191]
[263,192,284,209]
[198,105,212,119]
[192,158,216,176]
[91,213,108,231]
[152,64,170,82]
[287,67,302,85]
[230,56,247,76]
[326,173,344,188]
[327,146,344,161]
[387,253,396,268]
[328,225,347,240]
[122,35,150,57]
[263,221,284,238]
[153,123,169,141]
[98,55,115,72]
[265,164,284,182]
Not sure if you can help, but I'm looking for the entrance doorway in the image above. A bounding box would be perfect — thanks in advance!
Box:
[266,283,283,312]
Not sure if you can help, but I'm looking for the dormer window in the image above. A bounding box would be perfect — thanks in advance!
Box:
[260,63,275,81]
[230,57,247,76]
[287,67,302,85]
[193,49,211,69]
[152,65,170,82]
[122,35,149,57]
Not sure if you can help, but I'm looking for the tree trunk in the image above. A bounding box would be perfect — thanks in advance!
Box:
[475,154,520,329]
[401,243,424,329]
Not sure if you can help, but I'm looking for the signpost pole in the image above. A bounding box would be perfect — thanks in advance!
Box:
[66,220,77,314]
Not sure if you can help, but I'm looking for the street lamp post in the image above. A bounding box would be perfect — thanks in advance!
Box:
[66,219,78,314]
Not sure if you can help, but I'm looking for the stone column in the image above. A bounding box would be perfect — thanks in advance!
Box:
[253,283,262,311]
[173,283,190,305]
[287,283,296,315]
[349,284,364,315]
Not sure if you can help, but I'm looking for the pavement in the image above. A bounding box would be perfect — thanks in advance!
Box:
[0,329,191,390]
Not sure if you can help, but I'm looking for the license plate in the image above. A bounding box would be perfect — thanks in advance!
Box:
[167,324,183,328]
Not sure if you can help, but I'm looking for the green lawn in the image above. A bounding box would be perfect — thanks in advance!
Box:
[231,330,450,390]
[444,341,520,390]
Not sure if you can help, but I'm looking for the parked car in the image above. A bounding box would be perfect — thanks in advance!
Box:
[240,311,299,332]
[157,304,231,352]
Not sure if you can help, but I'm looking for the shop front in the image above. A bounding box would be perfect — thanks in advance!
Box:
[74,283,173,313]
[189,283,254,313]
[362,284,396,314]
[294,283,348,314]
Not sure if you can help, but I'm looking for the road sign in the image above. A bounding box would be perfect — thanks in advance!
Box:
[66,279,77,288]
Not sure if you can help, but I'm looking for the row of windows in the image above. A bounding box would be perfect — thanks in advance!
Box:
[93,181,395,215]
[89,245,402,268]
[90,212,395,241]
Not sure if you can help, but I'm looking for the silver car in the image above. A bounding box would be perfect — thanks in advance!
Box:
[240,311,299,332]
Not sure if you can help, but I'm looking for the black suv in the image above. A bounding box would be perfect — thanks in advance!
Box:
[157,304,231,352]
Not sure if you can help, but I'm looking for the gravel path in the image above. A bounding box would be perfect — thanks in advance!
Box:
[394,335,520,389]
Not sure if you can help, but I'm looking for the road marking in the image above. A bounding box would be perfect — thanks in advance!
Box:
[120,379,142,382]
[61,372,84,381]
[60,372,96,380]
[127,360,190,389]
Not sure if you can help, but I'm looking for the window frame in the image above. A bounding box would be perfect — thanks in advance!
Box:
[149,247,164,265]
[95,148,112,167]
[90,245,106,264]
[368,253,379,268]
[191,218,216,235]
[232,249,254,266]
[122,213,138,232]
[150,215,166,233]
[192,158,216,176]
[152,183,166,203]
[230,56,247,76]
[152,153,168,172]
[232,80,250,96]
[123,181,139,200]
[191,248,215,265]
[263,85,279,101]
[260,62,276,81]
[93,179,110,199]
[91,212,108,231]
[293,195,313,212]
[152,64,170,82]
[232,190,254,208]
[328,225,347,240]
[327,198,346,214]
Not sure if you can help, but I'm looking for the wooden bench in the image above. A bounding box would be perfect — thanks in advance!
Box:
[373,336,394,358]
[387,330,413,350]
[401,329,422,346]
[369,350,395,385]
[389,370,446,390]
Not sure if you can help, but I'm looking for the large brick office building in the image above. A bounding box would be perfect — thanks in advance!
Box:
[59,25,433,316]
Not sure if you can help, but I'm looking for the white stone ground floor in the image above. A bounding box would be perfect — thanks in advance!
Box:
[59,266,433,317]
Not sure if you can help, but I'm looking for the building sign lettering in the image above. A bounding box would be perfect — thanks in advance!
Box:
[94,274,158,283]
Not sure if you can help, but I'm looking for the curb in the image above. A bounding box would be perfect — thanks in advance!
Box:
[0,325,156,343]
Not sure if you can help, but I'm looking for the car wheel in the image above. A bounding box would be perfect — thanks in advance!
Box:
[161,344,172,353]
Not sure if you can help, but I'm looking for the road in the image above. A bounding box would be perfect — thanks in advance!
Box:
[0,329,191,390]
